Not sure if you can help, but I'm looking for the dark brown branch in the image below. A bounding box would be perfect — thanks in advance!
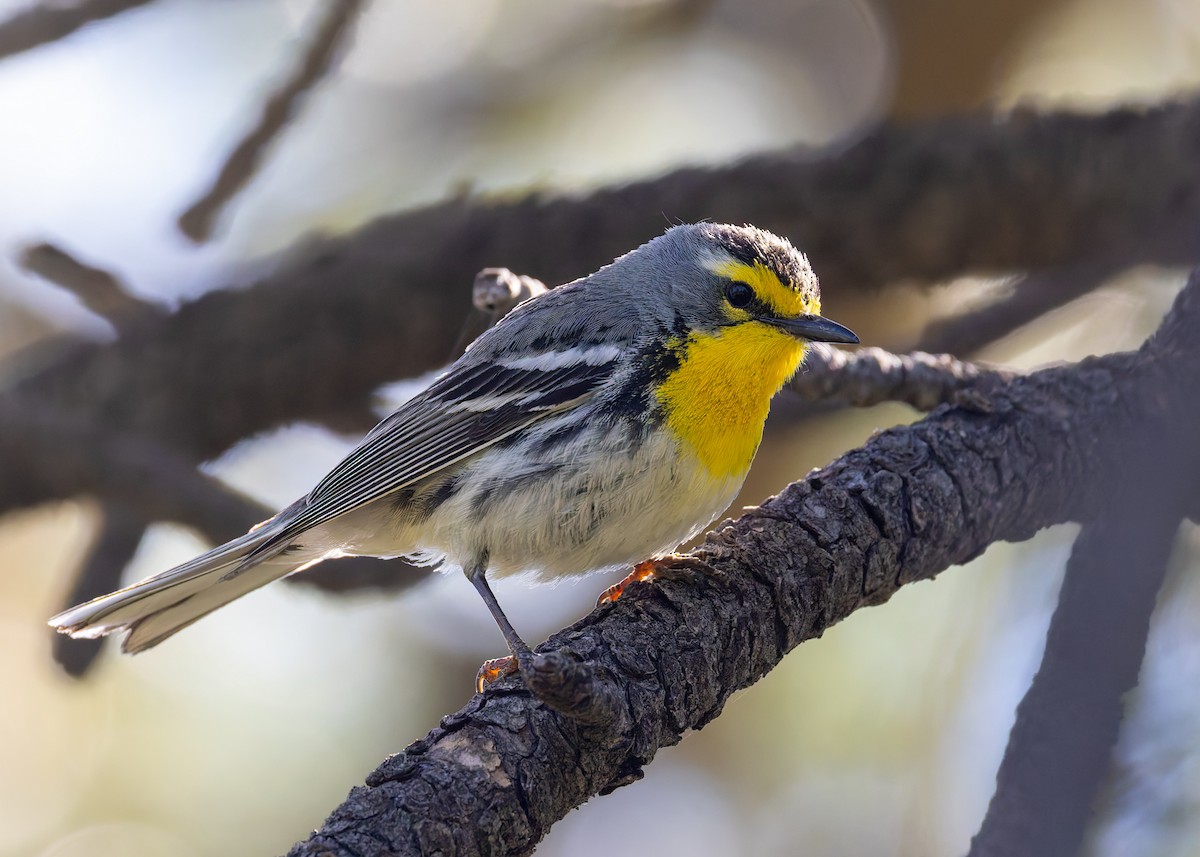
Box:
[917,270,1089,355]
[916,213,1200,355]
[177,0,368,243]
[0,397,271,539]
[20,242,164,329]
[285,275,1200,856]
[967,258,1200,856]
[0,0,155,61]
[968,496,1184,856]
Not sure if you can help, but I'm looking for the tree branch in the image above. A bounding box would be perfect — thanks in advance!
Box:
[284,273,1200,856]
[0,0,156,61]
[968,497,1184,856]
[916,212,1200,356]
[177,0,369,243]
[0,398,421,666]
[19,242,164,329]
[0,397,271,538]
[967,256,1200,856]
[789,343,1010,410]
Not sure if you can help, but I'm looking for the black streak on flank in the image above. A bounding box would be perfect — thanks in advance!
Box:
[389,486,418,514]
[469,465,565,517]
[534,419,590,454]
[419,474,462,517]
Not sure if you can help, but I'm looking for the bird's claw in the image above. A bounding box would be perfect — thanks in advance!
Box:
[596,559,661,606]
[476,655,519,693]
[596,554,713,607]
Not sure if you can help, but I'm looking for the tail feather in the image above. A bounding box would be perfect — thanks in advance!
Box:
[49,527,322,653]
[120,557,303,653]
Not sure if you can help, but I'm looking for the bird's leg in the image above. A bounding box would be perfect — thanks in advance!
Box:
[467,563,532,692]
[596,554,710,606]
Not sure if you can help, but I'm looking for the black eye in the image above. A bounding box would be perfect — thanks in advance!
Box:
[725,281,753,308]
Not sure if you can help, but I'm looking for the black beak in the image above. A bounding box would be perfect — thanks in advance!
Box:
[769,314,860,344]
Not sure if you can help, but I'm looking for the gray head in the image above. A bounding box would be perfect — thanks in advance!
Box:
[472,223,858,358]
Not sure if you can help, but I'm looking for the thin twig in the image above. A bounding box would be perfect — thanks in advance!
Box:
[0,0,156,61]
[19,242,164,329]
[790,343,1011,411]
[177,0,369,243]
[918,215,1200,356]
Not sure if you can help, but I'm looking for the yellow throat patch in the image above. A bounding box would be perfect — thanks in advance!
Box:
[654,324,806,479]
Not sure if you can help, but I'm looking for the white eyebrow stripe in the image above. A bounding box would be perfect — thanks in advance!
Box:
[698,247,737,273]
[499,344,622,371]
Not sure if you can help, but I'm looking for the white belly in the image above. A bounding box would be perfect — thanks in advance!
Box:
[327,421,746,581]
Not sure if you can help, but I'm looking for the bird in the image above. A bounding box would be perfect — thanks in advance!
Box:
[50,223,859,690]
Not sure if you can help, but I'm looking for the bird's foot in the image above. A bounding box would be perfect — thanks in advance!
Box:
[475,655,519,693]
[596,559,658,605]
[596,554,707,606]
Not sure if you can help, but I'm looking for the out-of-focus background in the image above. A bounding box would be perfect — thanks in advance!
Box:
[2,1,1199,855]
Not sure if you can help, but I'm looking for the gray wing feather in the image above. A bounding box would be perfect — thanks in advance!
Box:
[246,357,615,557]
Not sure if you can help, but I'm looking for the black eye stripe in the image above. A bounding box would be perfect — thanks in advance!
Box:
[724,280,779,318]
[725,281,754,308]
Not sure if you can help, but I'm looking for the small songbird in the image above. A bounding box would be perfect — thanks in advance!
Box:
[50,223,859,689]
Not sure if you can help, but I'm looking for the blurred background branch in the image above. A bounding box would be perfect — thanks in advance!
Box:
[176,0,370,243]
[12,99,1200,470]
[969,485,1186,857]
[19,242,164,329]
[967,280,1200,855]
[0,0,156,61]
